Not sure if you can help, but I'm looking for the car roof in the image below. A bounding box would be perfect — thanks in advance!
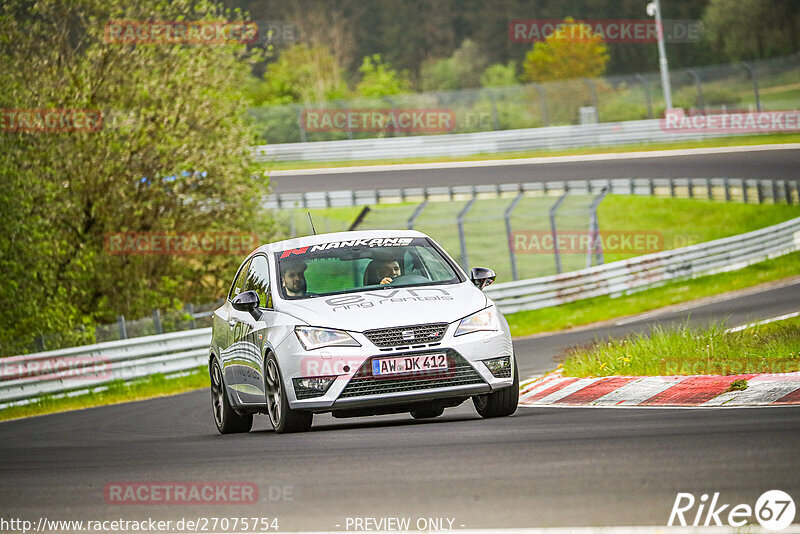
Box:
[253,229,431,255]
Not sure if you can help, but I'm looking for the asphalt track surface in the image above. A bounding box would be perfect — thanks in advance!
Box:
[2,281,798,530]
[268,146,800,194]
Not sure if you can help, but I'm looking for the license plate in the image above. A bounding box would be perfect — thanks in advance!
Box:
[372,354,448,376]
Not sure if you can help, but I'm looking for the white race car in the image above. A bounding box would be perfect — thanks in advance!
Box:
[209,230,518,434]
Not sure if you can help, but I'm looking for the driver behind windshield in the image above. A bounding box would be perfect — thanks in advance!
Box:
[376,259,402,285]
[281,259,307,298]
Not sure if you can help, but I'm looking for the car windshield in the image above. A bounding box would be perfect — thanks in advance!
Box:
[275,237,462,300]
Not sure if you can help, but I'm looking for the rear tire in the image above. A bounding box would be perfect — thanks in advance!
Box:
[410,404,445,419]
[265,353,313,434]
[473,358,519,418]
[210,359,253,434]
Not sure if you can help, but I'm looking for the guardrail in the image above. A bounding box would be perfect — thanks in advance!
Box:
[485,216,800,314]
[0,329,210,408]
[264,177,800,210]
[3,215,799,409]
[254,118,762,162]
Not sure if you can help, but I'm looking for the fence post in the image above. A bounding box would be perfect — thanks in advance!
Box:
[407,200,428,230]
[293,105,307,143]
[742,63,762,112]
[152,309,162,335]
[649,177,655,196]
[587,186,609,268]
[186,303,196,330]
[784,180,792,205]
[117,315,127,340]
[583,78,600,121]
[687,70,705,112]
[757,180,764,204]
[635,74,653,119]
[504,193,524,281]
[549,189,569,274]
[534,83,550,127]
[457,197,478,270]
[669,178,676,197]
[724,178,731,202]
[706,178,713,200]
[742,179,749,203]
[772,181,780,204]
[485,89,500,131]
[384,96,399,137]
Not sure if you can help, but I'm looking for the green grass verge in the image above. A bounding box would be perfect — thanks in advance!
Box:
[261,133,800,171]
[0,367,209,422]
[560,317,800,378]
[506,251,800,338]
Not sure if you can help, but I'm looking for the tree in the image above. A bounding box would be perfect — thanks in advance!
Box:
[481,61,519,87]
[420,39,490,91]
[250,44,348,105]
[703,0,799,61]
[522,18,610,82]
[0,0,272,354]
[356,54,411,97]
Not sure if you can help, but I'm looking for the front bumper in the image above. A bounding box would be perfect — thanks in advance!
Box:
[276,323,515,413]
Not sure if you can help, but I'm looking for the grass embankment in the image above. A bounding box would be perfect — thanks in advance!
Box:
[0,367,209,422]
[506,250,800,337]
[262,133,800,171]
[560,317,800,378]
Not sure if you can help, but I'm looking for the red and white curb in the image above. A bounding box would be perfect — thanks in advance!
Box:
[518,370,800,407]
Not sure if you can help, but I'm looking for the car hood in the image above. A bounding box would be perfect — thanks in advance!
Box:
[275,282,488,331]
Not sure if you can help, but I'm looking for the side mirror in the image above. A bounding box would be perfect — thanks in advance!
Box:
[469,267,496,291]
[232,290,262,320]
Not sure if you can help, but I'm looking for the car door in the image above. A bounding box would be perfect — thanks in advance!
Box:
[216,257,251,402]
[228,253,274,405]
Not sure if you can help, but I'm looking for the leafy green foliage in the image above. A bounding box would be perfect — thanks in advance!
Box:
[356,54,412,97]
[0,0,274,354]
[248,43,348,105]
[522,18,610,82]
[420,39,490,91]
[480,62,519,88]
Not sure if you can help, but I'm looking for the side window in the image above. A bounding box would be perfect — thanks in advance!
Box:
[244,255,272,308]
[228,258,251,300]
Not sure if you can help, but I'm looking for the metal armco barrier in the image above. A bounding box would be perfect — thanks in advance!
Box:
[485,216,800,314]
[0,328,210,407]
[264,177,800,210]
[254,118,764,162]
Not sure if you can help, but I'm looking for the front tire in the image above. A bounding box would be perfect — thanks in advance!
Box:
[210,359,253,434]
[473,359,519,418]
[264,353,313,434]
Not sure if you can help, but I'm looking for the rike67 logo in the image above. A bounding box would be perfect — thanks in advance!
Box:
[669,490,795,530]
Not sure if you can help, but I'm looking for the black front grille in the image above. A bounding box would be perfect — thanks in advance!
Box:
[363,323,448,347]
[339,351,485,398]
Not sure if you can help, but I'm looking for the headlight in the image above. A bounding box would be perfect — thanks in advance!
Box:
[454,306,500,337]
[294,326,361,350]
[293,376,337,399]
